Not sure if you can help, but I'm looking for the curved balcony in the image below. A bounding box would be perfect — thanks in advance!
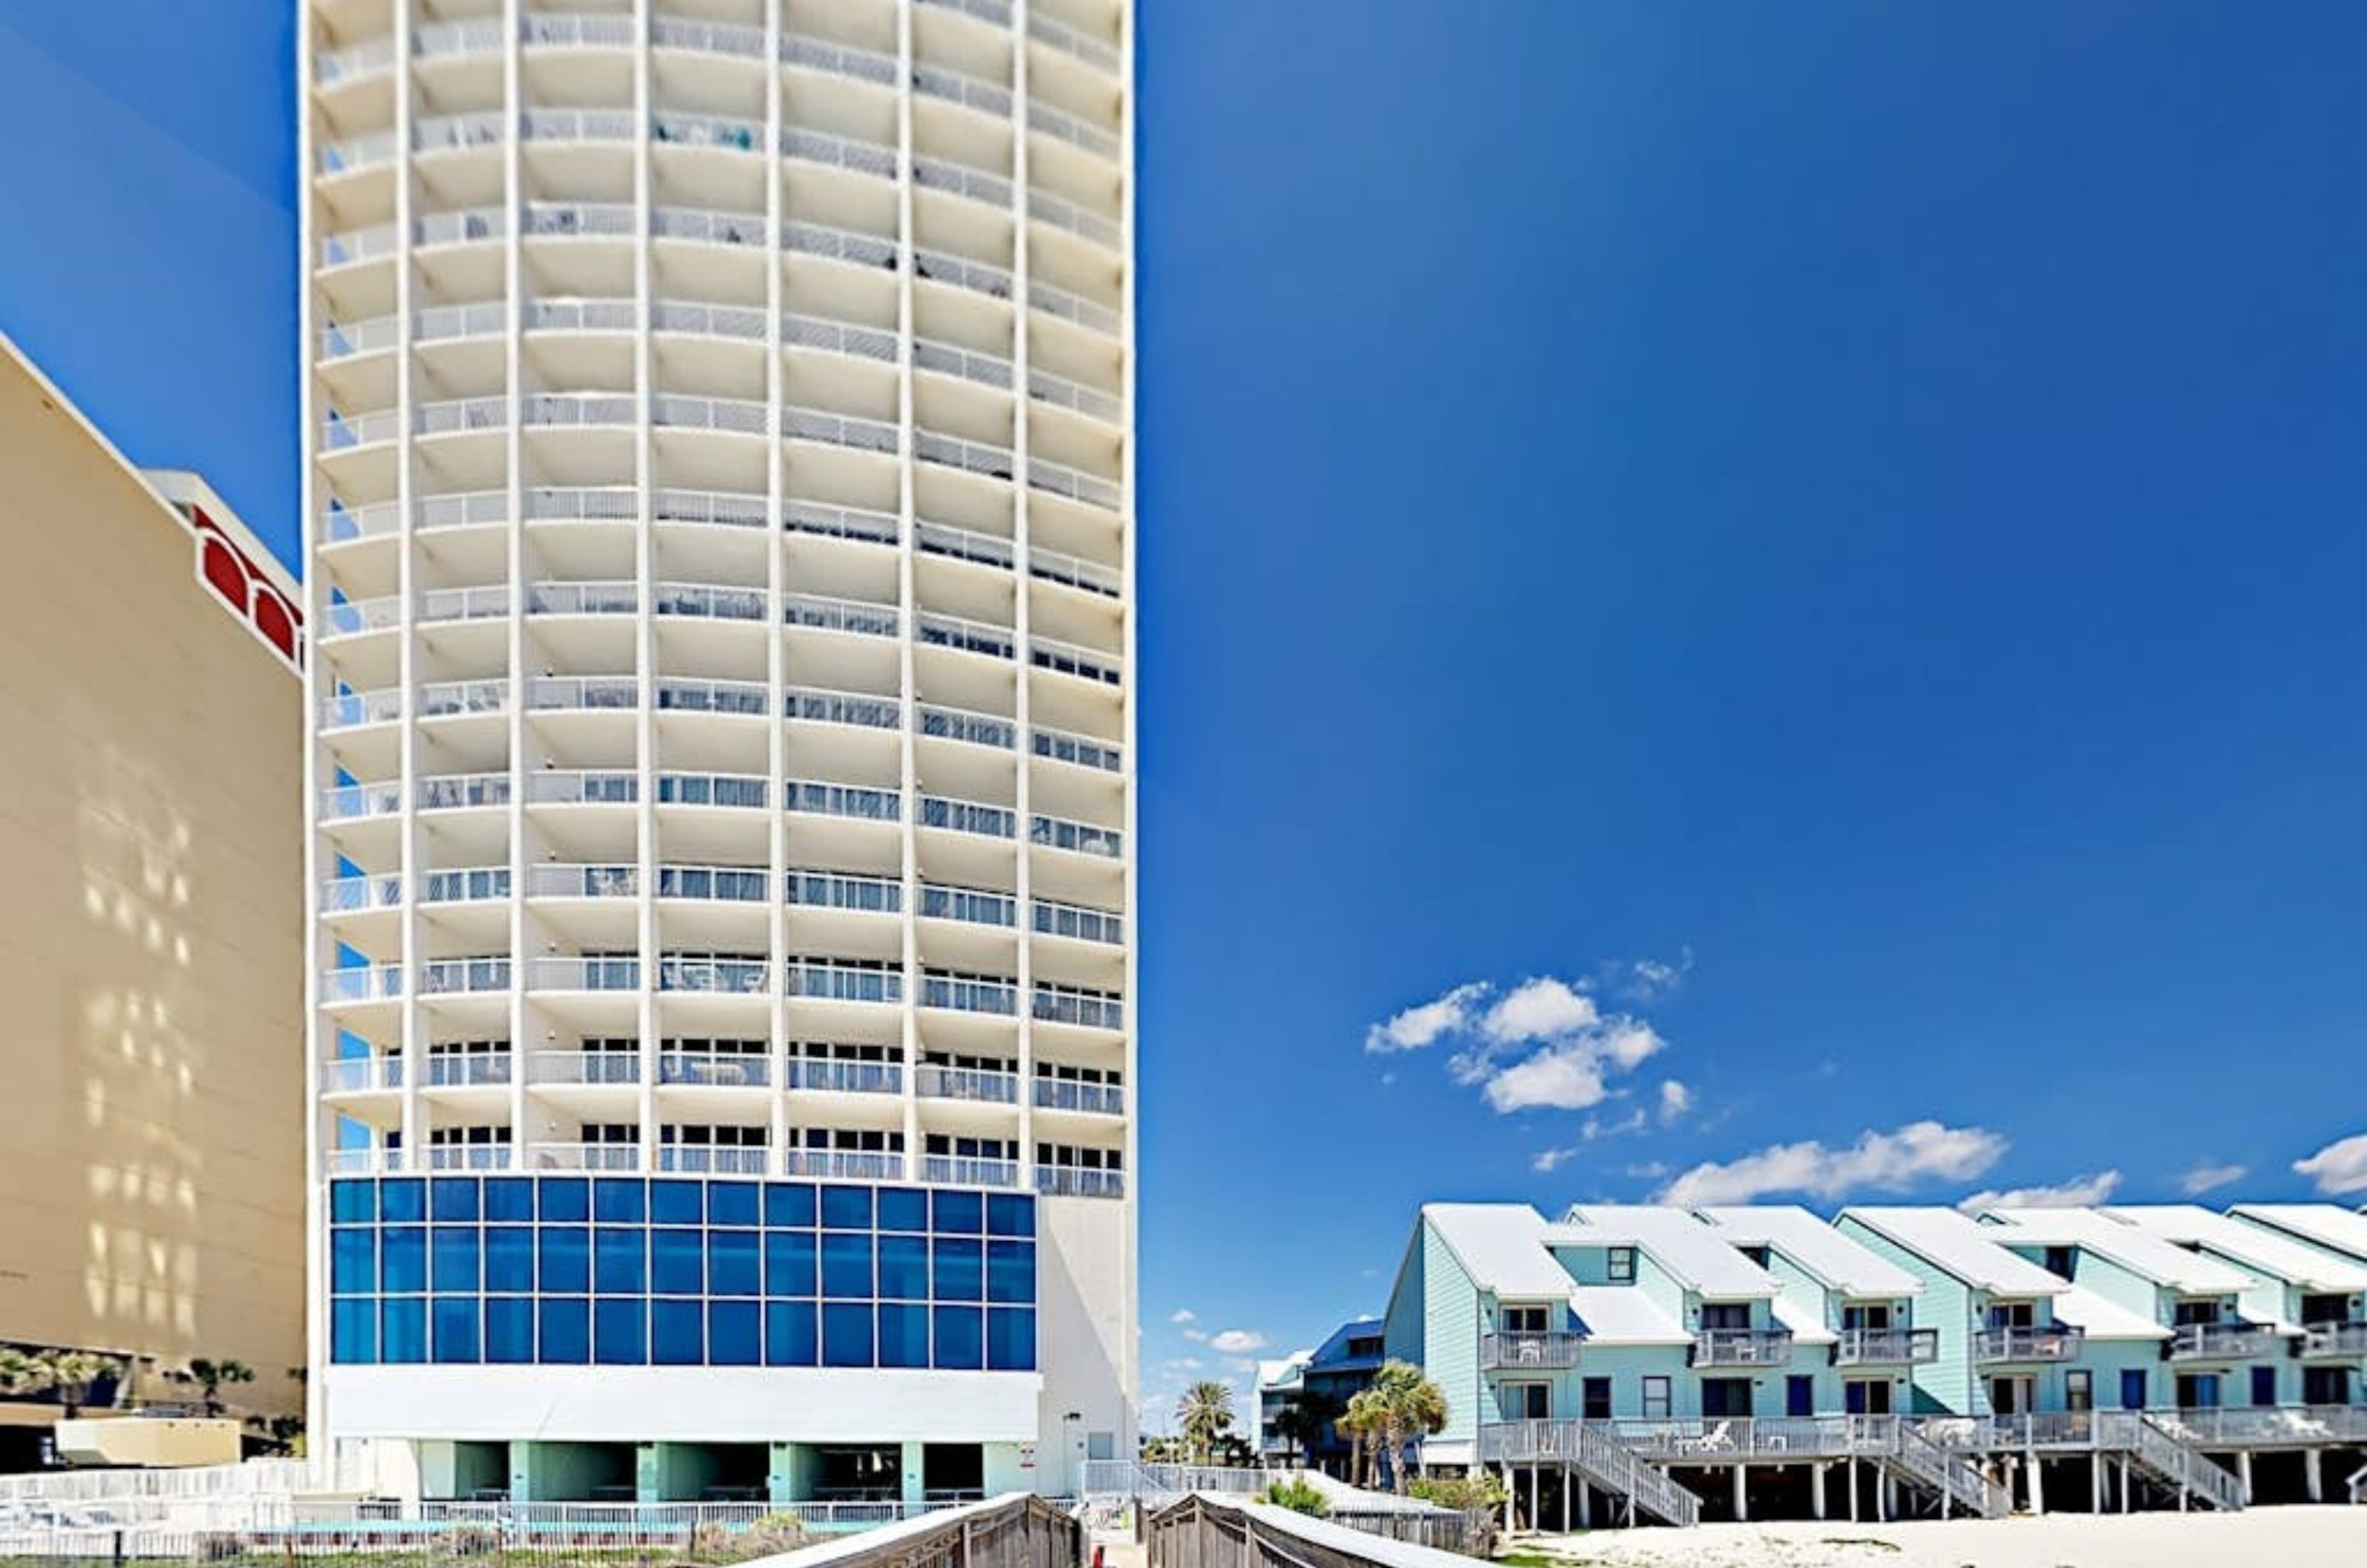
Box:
[320,873,402,915]
[787,687,903,731]
[319,220,399,269]
[320,780,405,822]
[419,491,510,533]
[920,0,1014,26]
[1031,898,1124,946]
[785,1149,905,1181]
[533,1143,644,1173]
[923,1156,1019,1189]
[658,1146,771,1175]
[788,1058,902,1095]
[652,393,766,438]
[532,956,642,992]
[527,675,640,714]
[419,207,510,249]
[424,1052,515,1088]
[1029,99,1121,162]
[1029,542,1123,599]
[418,584,509,625]
[659,677,774,717]
[918,612,1017,662]
[1033,1078,1125,1116]
[916,339,1016,393]
[788,498,902,546]
[782,312,899,362]
[914,155,1013,212]
[919,885,1016,928]
[922,797,1017,841]
[779,31,897,87]
[785,592,900,639]
[786,959,903,1004]
[527,298,637,334]
[658,205,770,249]
[1033,984,1124,1031]
[419,867,513,905]
[1030,189,1121,251]
[527,201,638,241]
[780,126,899,182]
[656,773,768,809]
[788,871,903,916]
[921,972,1019,1018]
[314,34,395,87]
[917,1064,1019,1102]
[416,110,506,157]
[521,13,635,51]
[1028,367,1124,426]
[520,108,635,147]
[323,1055,404,1094]
[522,392,636,431]
[320,408,402,453]
[536,1050,643,1087]
[916,248,1011,302]
[526,770,638,806]
[916,430,1014,483]
[1028,10,1122,73]
[913,61,1013,119]
[317,128,397,177]
[653,15,766,61]
[321,595,402,640]
[525,864,637,900]
[411,17,504,63]
[1030,278,1121,338]
[323,964,403,1004]
[917,521,1017,571]
[417,957,514,996]
[419,772,513,812]
[1030,812,1121,859]
[1032,725,1124,774]
[320,687,402,731]
[919,706,1016,751]
[786,780,902,825]
[319,316,400,361]
[1036,1166,1125,1199]
[525,581,636,618]
[1030,635,1123,686]
[652,110,763,155]
[1029,456,1123,512]
[418,678,510,720]
[658,1050,771,1088]
[784,405,902,456]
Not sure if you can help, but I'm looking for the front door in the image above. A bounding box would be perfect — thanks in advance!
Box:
[1786,1376,1814,1417]
[1501,1382,1550,1420]
[1701,1378,1754,1419]
[2250,1367,2278,1407]
[1845,1379,1894,1416]
[1989,1376,2034,1415]
[2303,1366,2352,1405]
[2175,1373,2222,1410]
[2120,1368,2148,1410]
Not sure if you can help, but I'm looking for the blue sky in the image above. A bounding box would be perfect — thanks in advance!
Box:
[5,1,2366,1427]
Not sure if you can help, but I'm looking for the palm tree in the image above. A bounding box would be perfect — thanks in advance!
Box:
[1371,1360,1449,1493]
[169,1358,256,1417]
[1175,1381,1235,1466]
[1337,1389,1384,1490]
[0,1349,55,1399]
[36,1351,119,1419]
[1273,1390,1343,1468]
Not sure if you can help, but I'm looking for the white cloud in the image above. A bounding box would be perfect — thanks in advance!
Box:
[1364,982,1490,1054]
[1617,949,1695,1001]
[1959,1171,2123,1213]
[2178,1162,2247,1197]
[1181,1328,1209,1344]
[1658,1080,1694,1125]
[1482,978,1598,1044]
[1208,1329,1267,1354]
[1657,1121,2008,1206]
[1484,1041,1613,1112]
[1169,1308,1197,1325]
[1533,1147,1580,1175]
[2295,1132,2367,1196]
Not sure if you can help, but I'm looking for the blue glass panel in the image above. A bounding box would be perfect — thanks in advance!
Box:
[822,1302,874,1367]
[931,1238,983,1302]
[330,1180,375,1224]
[486,1297,534,1363]
[653,1300,704,1365]
[431,1228,481,1294]
[878,1303,928,1368]
[877,1235,929,1300]
[331,1228,376,1295]
[764,1183,816,1229]
[820,1185,873,1231]
[765,1300,817,1366]
[595,1299,647,1364]
[484,1177,534,1222]
[652,1228,704,1296]
[822,1233,874,1299]
[540,1177,591,1222]
[430,1177,479,1222]
[539,1298,590,1364]
[877,1188,928,1233]
[484,1226,533,1292]
[708,1230,760,1297]
[331,1298,376,1362]
[764,1231,817,1297]
[381,1298,427,1364]
[709,1301,761,1366]
[379,1177,426,1223]
[986,1240,1034,1305]
[594,1228,647,1294]
[594,1177,646,1223]
[709,1182,760,1227]
[931,1189,984,1235]
[432,1298,481,1362]
[538,1227,590,1293]
[933,1306,983,1371]
[986,1194,1033,1238]
[650,1180,703,1226]
[381,1226,428,1294]
[986,1308,1034,1371]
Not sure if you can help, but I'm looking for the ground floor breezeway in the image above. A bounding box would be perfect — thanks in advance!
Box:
[408,1437,1015,1505]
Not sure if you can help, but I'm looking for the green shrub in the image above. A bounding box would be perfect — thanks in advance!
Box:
[1408,1473,1506,1513]
[1260,1478,1331,1518]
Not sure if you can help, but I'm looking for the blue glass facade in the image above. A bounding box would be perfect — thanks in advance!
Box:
[328,1177,1036,1371]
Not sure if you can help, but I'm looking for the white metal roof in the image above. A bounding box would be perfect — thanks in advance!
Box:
[1555,1206,1782,1298]
[1564,1285,1693,1347]
[2107,1205,2367,1294]
[1769,1294,1838,1345]
[2052,1285,2171,1342]
[1697,1205,1925,1298]
[1837,1207,2069,1296]
[1982,1207,2255,1294]
[1419,1204,1576,1298]
[2230,1204,2367,1266]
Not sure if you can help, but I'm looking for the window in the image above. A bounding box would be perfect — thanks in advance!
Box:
[2042,1246,2076,1280]
[2300,1294,2349,1325]
[2173,1300,2222,1327]
[1988,1300,2036,1329]
[2175,1373,2221,1410]
[1786,1376,1814,1418]
[1499,1382,1549,1420]
[1607,1248,1636,1284]
[1502,1305,1550,1334]
[1581,1378,1612,1420]
[1700,1302,1750,1331]
[1841,1302,1891,1331]
[1641,1376,1671,1419]
[1701,1379,1753,1419]
[2066,1371,2093,1412]
[1845,1379,1893,1416]
[2251,1367,2277,1408]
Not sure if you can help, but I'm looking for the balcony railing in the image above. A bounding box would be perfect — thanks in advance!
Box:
[1031,899,1123,946]
[1031,814,1122,859]
[784,1149,905,1180]
[788,871,902,916]
[419,772,512,811]
[1834,1327,1941,1366]
[424,1054,513,1088]
[527,771,638,805]
[1036,1166,1125,1199]
[323,1057,402,1094]
[1032,1078,1124,1116]
[786,961,902,1004]
[2166,1321,2280,1361]
[921,974,1019,1018]
[417,958,513,995]
[658,1145,770,1175]
[419,868,511,905]
[1028,10,1121,72]
[320,873,402,913]
[1482,1332,1584,1371]
[1033,726,1124,774]
[922,797,1017,839]
[533,1142,643,1172]
[321,967,399,1006]
[2300,1321,2367,1358]
[660,955,769,994]
[1690,1328,1795,1368]
[427,1143,516,1172]
[1032,985,1124,1030]
[1972,1324,2085,1363]
[922,1156,1019,1189]
[535,1051,642,1087]
[916,1066,1019,1104]
[920,706,1018,750]
[920,885,1016,928]
[789,1058,902,1095]
[659,1052,771,1088]
[531,956,643,992]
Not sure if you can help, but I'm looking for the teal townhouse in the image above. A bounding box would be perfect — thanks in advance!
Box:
[1371,1199,2367,1530]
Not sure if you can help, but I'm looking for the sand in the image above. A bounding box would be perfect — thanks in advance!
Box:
[1512,1504,2367,1567]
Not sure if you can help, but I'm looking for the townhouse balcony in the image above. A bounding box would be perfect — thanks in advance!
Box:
[1972,1324,2084,1363]
[1689,1328,1795,1368]
[2165,1321,2280,1361]
[1482,1332,1584,1371]
[1834,1327,1941,1366]
[2300,1321,2367,1358]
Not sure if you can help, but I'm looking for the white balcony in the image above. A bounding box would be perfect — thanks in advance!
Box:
[784,1149,905,1180]
[786,960,903,1004]
[1033,725,1124,774]
[1031,812,1121,859]
[1032,1078,1124,1116]
[659,1145,770,1175]
[788,1058,903,1095]
[1033,984,1124,1030]
[916,1065,1019,1103]
[788,871,904,916]
[922,1156,1019,1188]
[1032,898,1123,945]
[919,885,1016,928]
[1036,1166,1124,1199]
[535,1050,643,1087]
[533,1142,644,1172]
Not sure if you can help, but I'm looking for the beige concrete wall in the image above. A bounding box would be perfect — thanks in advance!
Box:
[0,345,305,1423]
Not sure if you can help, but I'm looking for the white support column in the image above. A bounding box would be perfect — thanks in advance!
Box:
[1527,1464,1539,1532]
[1732,1464,1746,1522]
[2027,1452,2045,1516]
[2304,1446,2323,1503]
[2236,1448,2253,1505]
[1811,1461,1826,1521]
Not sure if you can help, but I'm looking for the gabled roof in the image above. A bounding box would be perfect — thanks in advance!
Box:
[1565,1286,1691,1347]
[2231,1204,2367,1267]
[1697,1205,1924,1298]
[2053,1285,2170,1341]
[1981,1208,2254,1295]
[1769,1295,1837,1345]
[1419,1204,1576,1298]
[1554,1206,1781,1298]
[1309,1316,1386,1369]
[1838,1207,2069,1296]
[2107,1206,2367,1294]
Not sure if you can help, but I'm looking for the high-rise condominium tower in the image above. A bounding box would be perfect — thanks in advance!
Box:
[300,0,1132,1502]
